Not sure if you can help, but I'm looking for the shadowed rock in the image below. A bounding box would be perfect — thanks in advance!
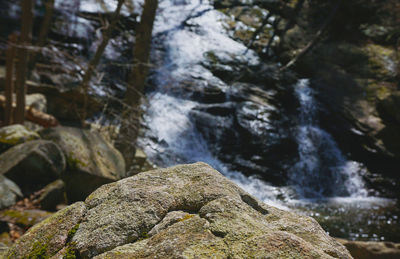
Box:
[0,140,65,194]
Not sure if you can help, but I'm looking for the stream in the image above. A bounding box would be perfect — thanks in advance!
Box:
[138,0,400,242]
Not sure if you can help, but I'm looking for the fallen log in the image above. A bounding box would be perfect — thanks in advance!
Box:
[0,95,58,128]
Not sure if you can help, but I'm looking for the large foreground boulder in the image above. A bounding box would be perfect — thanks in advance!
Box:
[0,140,65,194]
[40,126,126,201]
[3,163,351,258]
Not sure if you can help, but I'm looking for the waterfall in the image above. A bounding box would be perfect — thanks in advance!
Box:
[139,0,291,207]
[137,0,398,242]
[289,79,368,198]
[140,0,368,202]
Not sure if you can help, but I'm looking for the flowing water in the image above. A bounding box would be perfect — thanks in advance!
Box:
[138,0,400,242]
[289,79,367,199]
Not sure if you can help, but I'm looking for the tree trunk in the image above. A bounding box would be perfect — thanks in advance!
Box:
[4,34,18,126]
[27,0,55,76]
[14,0,34,124]
[125,0,158,106]
[116,0,158,170]
[80,0,125,124]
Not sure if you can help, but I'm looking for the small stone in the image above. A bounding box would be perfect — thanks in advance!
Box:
[36,179,66,211]
[26,93,47,113]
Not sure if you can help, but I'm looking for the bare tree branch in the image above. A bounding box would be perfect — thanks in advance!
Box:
[15,0,34,124]
[280,0,341,72]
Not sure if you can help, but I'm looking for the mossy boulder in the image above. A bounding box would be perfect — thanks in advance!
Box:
[4,163,352,258]
[0,209,53,228]
[40,126,126,202]
[0,124,40,153]
[3,202,86,259]
[0,140,65,194]
[0,175,22,210]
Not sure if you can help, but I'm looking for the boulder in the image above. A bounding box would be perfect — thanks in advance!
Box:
[0,140,65,194]
[4,163,352,258]
[3,202,86,259]
[0,124,40,153]
[0,175,22,210]
[127,148,155,176]
[338,239,400,259]
[0,209,53,228]
[27,82,102,122]
[26,93,47,113]
[40,126,126,202]
[36,179,66,211]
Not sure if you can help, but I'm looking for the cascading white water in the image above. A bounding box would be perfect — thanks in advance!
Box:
[139,0,291,207]
[289,79,367,198]
[141,93,289,206]
[140,0,369,203]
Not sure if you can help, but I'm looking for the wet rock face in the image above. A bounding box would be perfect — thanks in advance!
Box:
[190,94,297,182]
[186,69,298,182]
[4,163,352,258]
[147,18,298,183]
[262,0,400,194]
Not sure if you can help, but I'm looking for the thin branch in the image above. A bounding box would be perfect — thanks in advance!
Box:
[279,0,341,72]
[80,0,125,124]
[244,12,272,53]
